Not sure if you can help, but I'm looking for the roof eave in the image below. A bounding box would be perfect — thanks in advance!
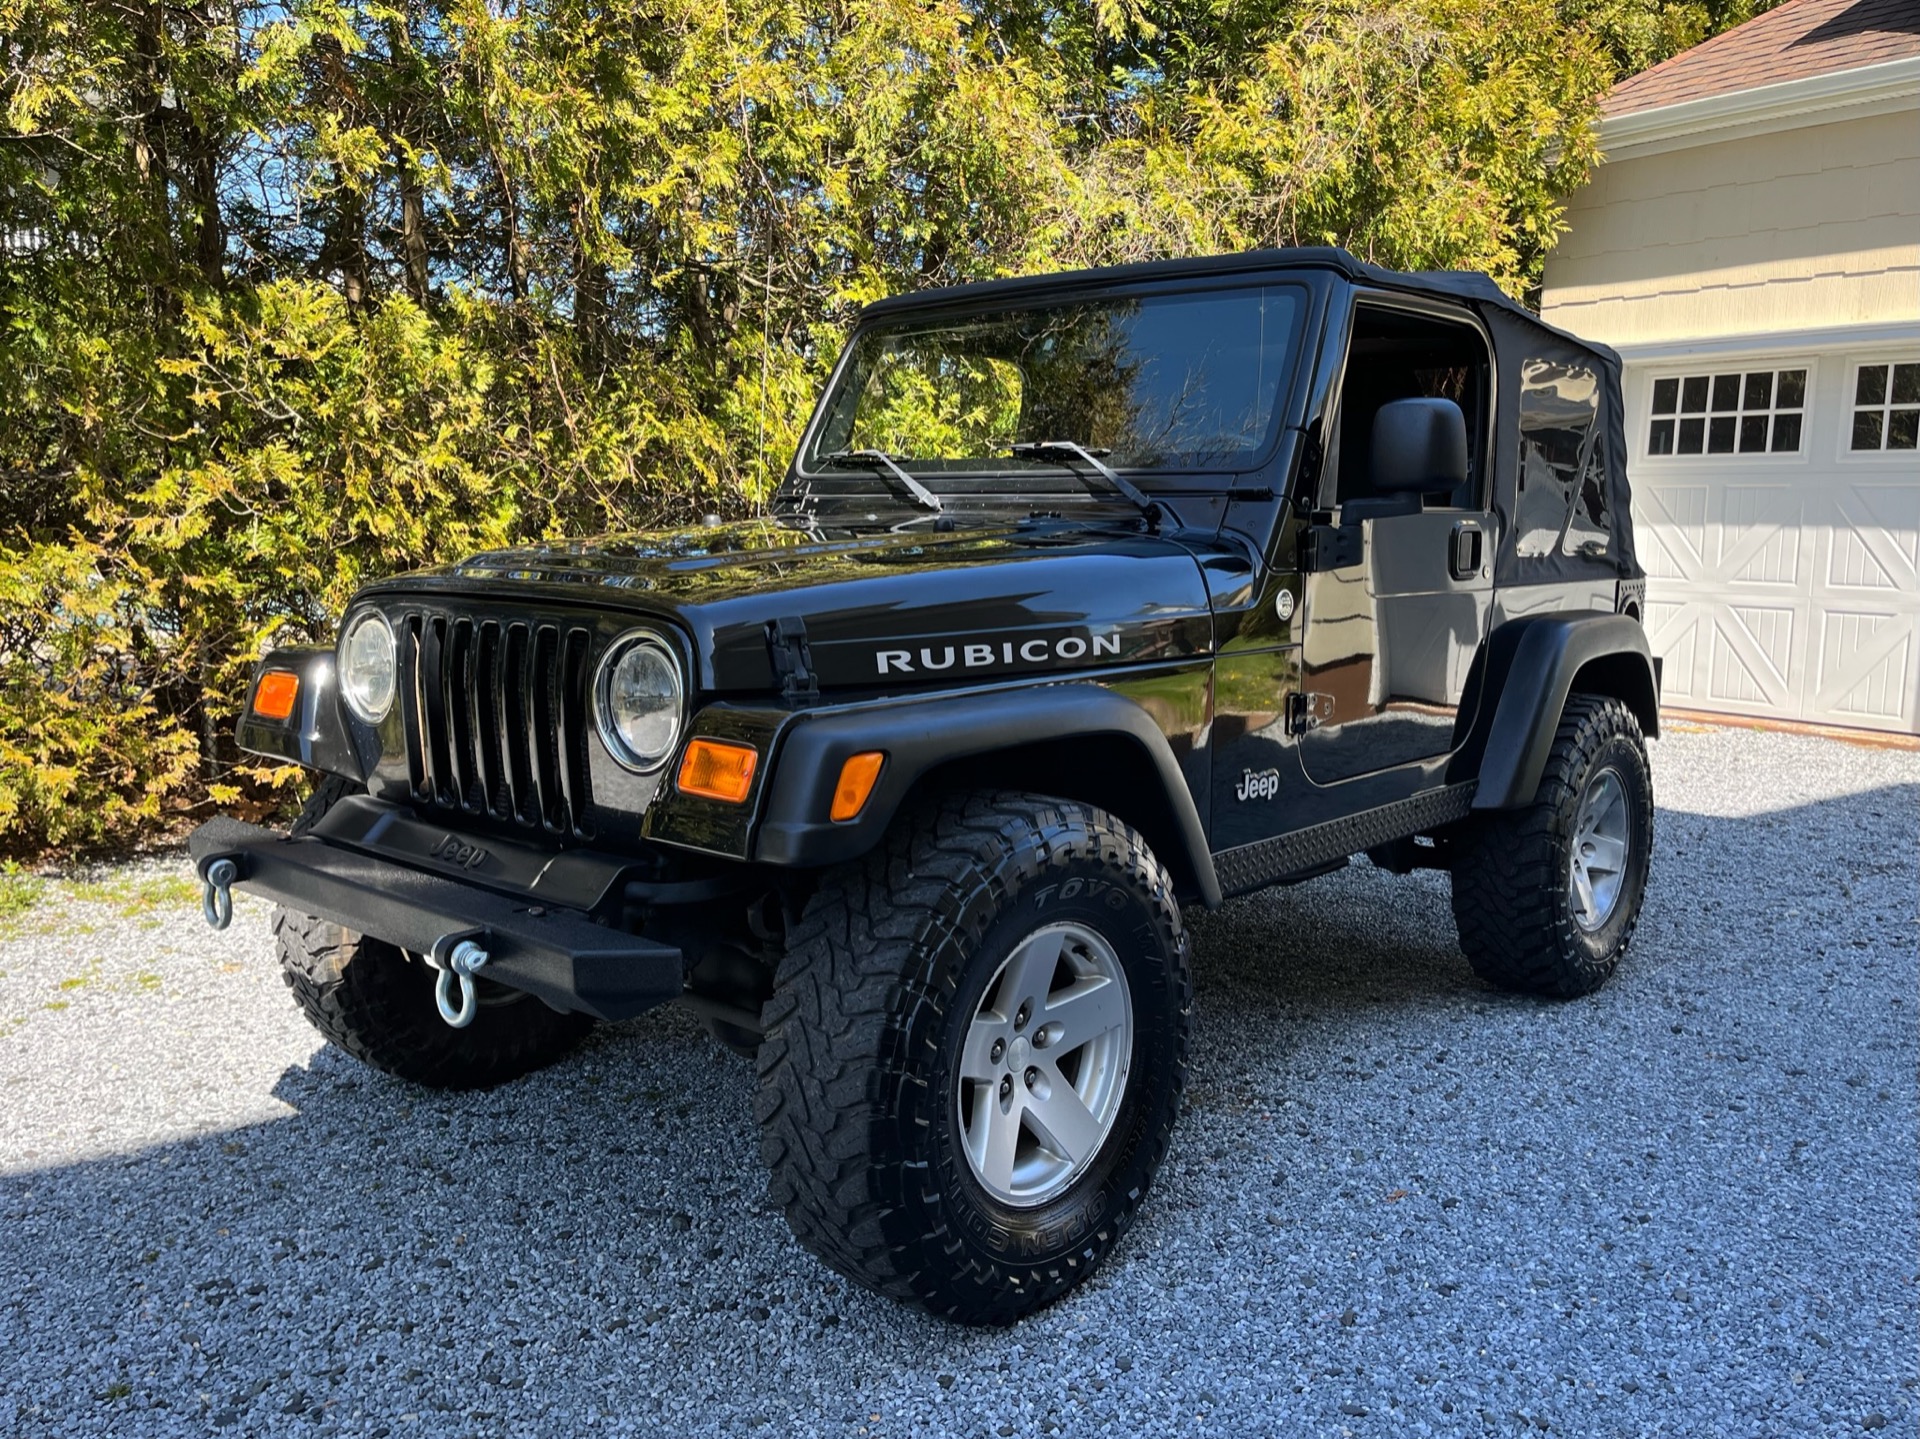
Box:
[1600,53,1920,161]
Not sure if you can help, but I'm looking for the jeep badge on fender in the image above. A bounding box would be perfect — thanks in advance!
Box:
[1236,768,1281,802]
[189,247,1657,1328]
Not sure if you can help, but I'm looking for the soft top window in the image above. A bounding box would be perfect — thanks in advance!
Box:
[806,285,1303,474]
[1514,357,1605,561]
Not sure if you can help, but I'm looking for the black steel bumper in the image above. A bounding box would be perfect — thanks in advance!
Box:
[187,817,686,1022]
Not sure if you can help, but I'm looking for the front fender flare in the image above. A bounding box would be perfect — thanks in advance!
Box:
[234,647,375,782]
[1462,612,1660,811]
[752,684,1221,908]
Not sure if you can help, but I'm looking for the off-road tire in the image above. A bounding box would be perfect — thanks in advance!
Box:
[1450,694,1654,998]
[273,776,594,1089]
[755,791,1191,1326]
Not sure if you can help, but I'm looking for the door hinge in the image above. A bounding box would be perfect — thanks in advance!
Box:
[1299,522,1362,573]
[1287,691,1336,735]
[767,615,819,705]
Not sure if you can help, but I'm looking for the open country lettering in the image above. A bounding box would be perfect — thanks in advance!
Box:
[875,630,1122,675]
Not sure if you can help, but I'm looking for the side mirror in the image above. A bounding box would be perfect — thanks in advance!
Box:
[1370,397,1469,495]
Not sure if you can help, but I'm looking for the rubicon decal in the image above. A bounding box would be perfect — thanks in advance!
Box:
[875,630,1122,676]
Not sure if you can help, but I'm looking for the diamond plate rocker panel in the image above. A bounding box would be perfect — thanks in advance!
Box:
[1211,782,1477,898]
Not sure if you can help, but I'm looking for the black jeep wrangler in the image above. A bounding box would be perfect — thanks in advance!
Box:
[191,247,1658,1325]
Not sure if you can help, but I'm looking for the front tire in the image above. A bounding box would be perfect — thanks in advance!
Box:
[273,777,594,1090]
[1450,694,1654,998]
[755,792,1191,1325]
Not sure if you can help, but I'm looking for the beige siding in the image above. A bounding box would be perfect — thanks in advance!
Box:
[1541,108,1920,347]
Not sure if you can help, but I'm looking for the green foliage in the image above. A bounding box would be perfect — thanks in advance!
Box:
[0,0,1770,854]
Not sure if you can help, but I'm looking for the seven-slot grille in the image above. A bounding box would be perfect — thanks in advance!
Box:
[397,612,596,837]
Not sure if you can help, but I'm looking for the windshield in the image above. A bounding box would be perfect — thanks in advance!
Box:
[803,284,1304,478]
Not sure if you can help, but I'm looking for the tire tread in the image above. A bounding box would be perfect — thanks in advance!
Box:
[1450,695,1652,999]
[755,790,1190,1323]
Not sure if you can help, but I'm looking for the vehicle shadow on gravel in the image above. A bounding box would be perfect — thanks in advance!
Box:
[2,784,1914,1435]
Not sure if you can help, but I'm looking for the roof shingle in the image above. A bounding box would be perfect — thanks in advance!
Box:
[1605,0,1920,115]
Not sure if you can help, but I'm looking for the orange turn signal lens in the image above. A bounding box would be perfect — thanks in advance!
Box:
[676,739,758,804]
[830,751,886,822]
[253,670,300,721]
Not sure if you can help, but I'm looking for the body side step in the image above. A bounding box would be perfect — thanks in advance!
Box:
[1210,782,1477,898]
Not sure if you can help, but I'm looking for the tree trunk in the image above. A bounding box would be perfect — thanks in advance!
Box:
[130,0,173,272]
[399,159,431,302]
[571,192,605,363]
[182,112,224,286]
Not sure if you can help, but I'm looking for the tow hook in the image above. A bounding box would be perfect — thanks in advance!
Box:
[201,858,239,931]
[431,937,491,1029]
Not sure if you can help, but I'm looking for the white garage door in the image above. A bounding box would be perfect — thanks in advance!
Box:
[1626,348,1920,734]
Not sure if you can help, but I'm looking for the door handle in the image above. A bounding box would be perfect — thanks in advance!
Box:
[1450,522,1483,581]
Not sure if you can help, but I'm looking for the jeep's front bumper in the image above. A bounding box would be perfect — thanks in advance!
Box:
[187,806,686,1022]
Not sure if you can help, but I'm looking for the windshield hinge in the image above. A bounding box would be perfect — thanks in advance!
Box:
[767,615,819,705]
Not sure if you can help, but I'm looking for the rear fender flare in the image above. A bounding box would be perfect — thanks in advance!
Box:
[753,684,1222,908]
[1460,613,1660,810]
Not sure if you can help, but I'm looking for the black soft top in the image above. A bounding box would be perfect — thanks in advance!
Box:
[861,246,1615,362]
[861,246,1638,582]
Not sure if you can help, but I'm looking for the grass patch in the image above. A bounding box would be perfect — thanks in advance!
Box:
[68,873,201,917]
[0,861,42,933]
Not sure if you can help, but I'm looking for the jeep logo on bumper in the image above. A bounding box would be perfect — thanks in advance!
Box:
[875,630,1121,676]
[431,834,490,870]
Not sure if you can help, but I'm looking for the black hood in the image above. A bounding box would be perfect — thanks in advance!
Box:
[364,518,1241,695]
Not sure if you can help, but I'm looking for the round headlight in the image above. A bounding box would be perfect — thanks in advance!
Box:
[338,611,396,723]
[595,633,684,772]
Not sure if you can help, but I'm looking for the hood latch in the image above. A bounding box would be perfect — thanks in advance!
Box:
[767,615,820,705]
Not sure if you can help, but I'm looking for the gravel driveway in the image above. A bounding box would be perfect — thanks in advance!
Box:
[1,724,1914,1437]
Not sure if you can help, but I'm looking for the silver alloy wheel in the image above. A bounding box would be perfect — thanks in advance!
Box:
[1569,767,1631,932]
[956,922,1135,1208]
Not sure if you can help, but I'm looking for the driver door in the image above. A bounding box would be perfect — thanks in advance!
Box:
[1296,298,1495,786]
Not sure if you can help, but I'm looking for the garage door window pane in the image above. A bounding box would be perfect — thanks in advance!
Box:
[1890,409,1919,450]
[1649,366,1807,458]
[1850,361,1920,451]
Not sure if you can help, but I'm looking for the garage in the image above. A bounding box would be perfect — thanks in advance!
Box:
[1539,0,1920,733]
[1631,344,1918,731]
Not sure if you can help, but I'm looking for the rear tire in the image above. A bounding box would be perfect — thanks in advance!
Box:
[1450,694,1653,998]
[273,776,594,1090]
[755,791,1191,1325]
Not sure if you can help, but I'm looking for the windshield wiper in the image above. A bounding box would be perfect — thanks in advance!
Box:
[1006,440,1181,529]
[816,450,943,514]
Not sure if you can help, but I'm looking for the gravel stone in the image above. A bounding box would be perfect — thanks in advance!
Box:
[1,725,1915,1436]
